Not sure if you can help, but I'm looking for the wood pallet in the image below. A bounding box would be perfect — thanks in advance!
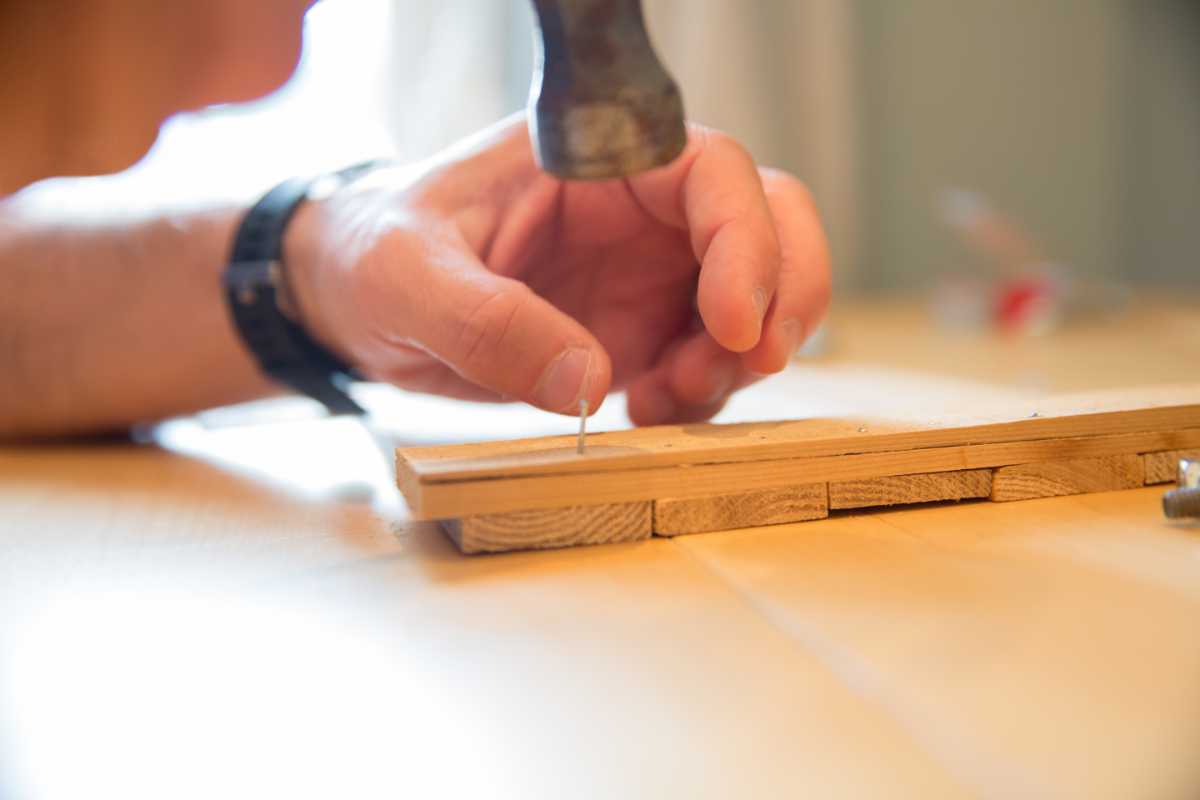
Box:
[396,386,1200,554]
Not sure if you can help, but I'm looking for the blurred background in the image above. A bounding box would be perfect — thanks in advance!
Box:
[106,0,1199,297]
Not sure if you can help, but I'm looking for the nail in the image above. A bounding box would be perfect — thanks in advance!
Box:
[706,361,738,404]
[534,347,593,412]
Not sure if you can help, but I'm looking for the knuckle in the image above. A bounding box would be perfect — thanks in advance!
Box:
[761,168,818,213]
[686,122,717,151]
[757,165,788,183]
[453,285,527,370]
[691,125,758,172]
[794,182,820,217]
[703,128,747,159]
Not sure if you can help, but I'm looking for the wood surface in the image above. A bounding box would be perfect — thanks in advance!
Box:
[991,454,1145,502]
[7,441,1200,798]
[829,469,992,510]
[7,299,1200,798]
[672,488,1200,799]
[654,484,827,537]
[441,502,651,554]
[829,300,1200,394]
[1144,449,1200,485]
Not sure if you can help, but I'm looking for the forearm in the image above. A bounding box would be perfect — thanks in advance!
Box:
[0,193,278,438]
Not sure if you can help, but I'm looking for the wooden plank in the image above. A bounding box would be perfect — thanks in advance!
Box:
[829,469,991,510]
[991,454,1145,502]
[1143,449,1200,485]
[440,502,651,554]
[401,428,1200,519]
[397,386,1200,519]
[399,385,1200,484]
[654,485,827,537]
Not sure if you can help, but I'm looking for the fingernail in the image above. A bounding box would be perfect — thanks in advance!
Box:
[706,361,738,404]
[534,347,593,412]
[783,318,806,355]
[752,287,769,321]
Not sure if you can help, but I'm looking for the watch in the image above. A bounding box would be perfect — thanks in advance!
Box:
[222,160,387,415]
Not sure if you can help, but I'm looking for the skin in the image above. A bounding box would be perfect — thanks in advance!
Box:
[0,0,830,437]
[0,0,310,190]
[287,117,831,424]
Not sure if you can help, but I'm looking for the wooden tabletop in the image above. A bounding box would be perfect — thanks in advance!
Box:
[3,298,1199,799]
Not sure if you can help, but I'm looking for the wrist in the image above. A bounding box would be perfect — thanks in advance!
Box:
[280,162,396,371]
[279,199,335,346]
[224,173,366,415]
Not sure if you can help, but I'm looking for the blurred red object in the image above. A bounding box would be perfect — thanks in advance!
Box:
[995,273,1060,335]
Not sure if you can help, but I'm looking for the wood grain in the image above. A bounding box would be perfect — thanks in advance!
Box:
[402,428,1200,519]
[675,487,1200,799]
[397,386,1200,519]
[441,502,651,554]
[654,484,827,537]
[398,385,1200,484]
[829,469,992,510]
[991,454,1145,502]
[1143,450,1200,485]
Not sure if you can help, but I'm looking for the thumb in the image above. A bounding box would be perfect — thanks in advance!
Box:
[398,251,610,415]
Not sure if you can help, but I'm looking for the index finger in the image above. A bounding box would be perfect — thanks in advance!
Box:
[626,126,781,353]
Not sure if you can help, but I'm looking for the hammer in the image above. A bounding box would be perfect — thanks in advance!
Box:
[527,0,688,180]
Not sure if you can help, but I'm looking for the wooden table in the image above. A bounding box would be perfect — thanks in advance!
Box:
[3,299,1199,799]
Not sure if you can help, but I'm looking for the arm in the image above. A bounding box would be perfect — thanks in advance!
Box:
[0,116,831,439]
[0,196,276,437]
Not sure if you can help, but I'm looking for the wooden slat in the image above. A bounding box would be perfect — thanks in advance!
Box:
[991,454,1145,502]
[399,385,1200,484]
[654,485,827,537]
[397,387,1200,519]
[441,502,651,554]
[829,469,992,510]
[1143,450,1200,485]
[401,428,1200,519]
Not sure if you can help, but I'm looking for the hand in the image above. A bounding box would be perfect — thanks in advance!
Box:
[285,114,830,425]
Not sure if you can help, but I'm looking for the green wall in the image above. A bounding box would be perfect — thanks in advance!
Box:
[855,0,1199,291]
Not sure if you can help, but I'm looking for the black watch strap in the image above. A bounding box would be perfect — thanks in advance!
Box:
[224,173,364,415]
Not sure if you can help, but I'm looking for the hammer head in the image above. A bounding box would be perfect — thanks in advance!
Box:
[527,0,687,180]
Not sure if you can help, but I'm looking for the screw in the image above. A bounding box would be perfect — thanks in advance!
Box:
[1162,458,1200,520]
